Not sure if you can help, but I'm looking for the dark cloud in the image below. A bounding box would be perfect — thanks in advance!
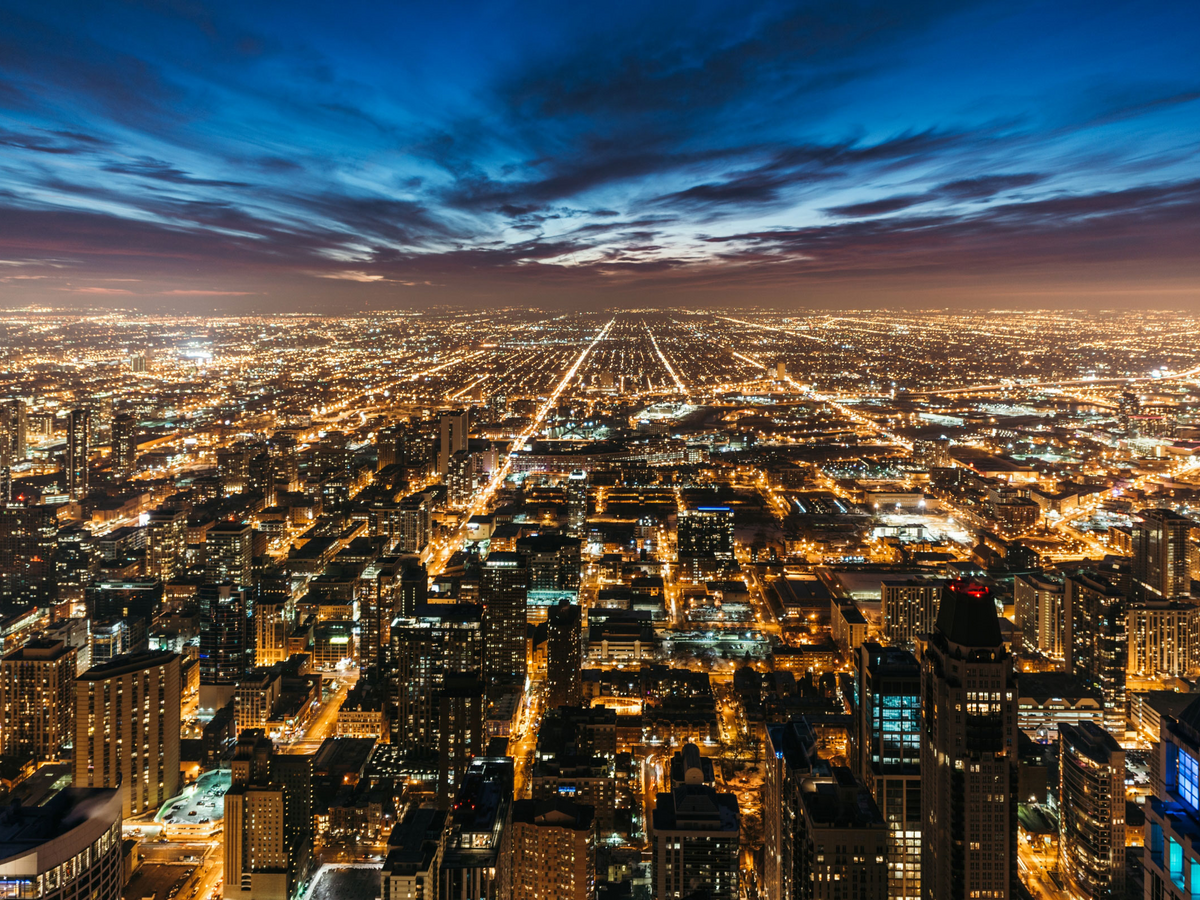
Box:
[102,156,251,187]
[824,195,926,218]
[935,173,1045,200]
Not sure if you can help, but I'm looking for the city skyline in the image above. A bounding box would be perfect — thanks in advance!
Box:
[1,1,1198,310]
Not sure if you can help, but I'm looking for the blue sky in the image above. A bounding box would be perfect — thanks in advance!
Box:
[0,0,1197,309]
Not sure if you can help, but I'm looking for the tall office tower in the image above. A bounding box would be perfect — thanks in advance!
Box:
[440,757,514,899]
[396,422,433,478]
[510,799,595,900]
[796,768,888,900]
[654,783,741,900]
[566,470,588,536]
[881,578,944,649]
[223,730,312,900]
[207,522,254,586]
[546,600,582,708]
[0,502,58,611]
[677,506,735,560]
[1145,696,1200,900]
[920,580,1018,900]
[65,407,90,500]
[1059,722,1125,900]
[1134,508,1195,599]
[517,534,583,599]
[481,552,528,691]
[73,650,181,817]
[56,523,96,605]
[391,604,484,801]
[111,413,137,481]
[217,443,251,493]
[1065,572,1128,733]
[1014,572,1066,659]
[854,642,922,900]
[145,507,188,582]
[0,638,76,761]
[438,408,469,476]
[198,583,250,714]
[398,490,434,553]
[1127,598,1200,678]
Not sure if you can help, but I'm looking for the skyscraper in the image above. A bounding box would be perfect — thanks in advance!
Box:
[855,642,921,900]
[207,522,254,587]
[510,799,595,900]
[1134,508,1195,599]
[1145,696,1200,900]
[796,768,888,900]
[677,506,735,560]
[481,552,528,691]
[653,783,741,900]
[440,757,514,899]
[0,502,58,610]
[0,638,76,761]
[438,408,469,476]
[1059,721,1125,900]
[1014,572,1065,659]
[199,582,250,713]
[881,578,944,650]
[111,413,137,481]
[546,599,582,708]
[74,650,181,817]
[145,507,188,582]
[66,407,90,500]
[920,580,1018,900]
[1065,572,1127,733]
[566,470,588,536]
[223,730,312,900]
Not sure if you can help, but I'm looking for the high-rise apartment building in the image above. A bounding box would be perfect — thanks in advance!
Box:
[510,799,595,900]
[397,490,434,554]
[0,502,58,610]
[481,552,528,691]
[145,507,188,582]
[440,757,513,900]
[546,599,582,708]
[66,407,90,500]
[1127,598,1200,678]
[199,583,250,713]
[1059,721,1125,900]
[854,642,921,900]
[223,730,312,900]
[1014,572,1065,659]
[438,409,469,476]
[566,470,588,536]
[881,578,944,649]
[111,413,137,481]
[1065,572,1128,732]
[920,581,1018,900]
[653,783,740,900]
[73,650,181,817]
[0,638,76,761]
[677,506,735,560]
[1134,508,1195,599]
[796,767,888,900]
[207,523,254,587]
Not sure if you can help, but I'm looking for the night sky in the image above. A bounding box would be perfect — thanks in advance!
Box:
[1,1,1198,310]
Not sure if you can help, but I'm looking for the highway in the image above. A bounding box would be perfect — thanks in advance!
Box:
[428,317,615,577]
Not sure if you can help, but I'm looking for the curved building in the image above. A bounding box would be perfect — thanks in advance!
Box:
[0,787,123,900]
